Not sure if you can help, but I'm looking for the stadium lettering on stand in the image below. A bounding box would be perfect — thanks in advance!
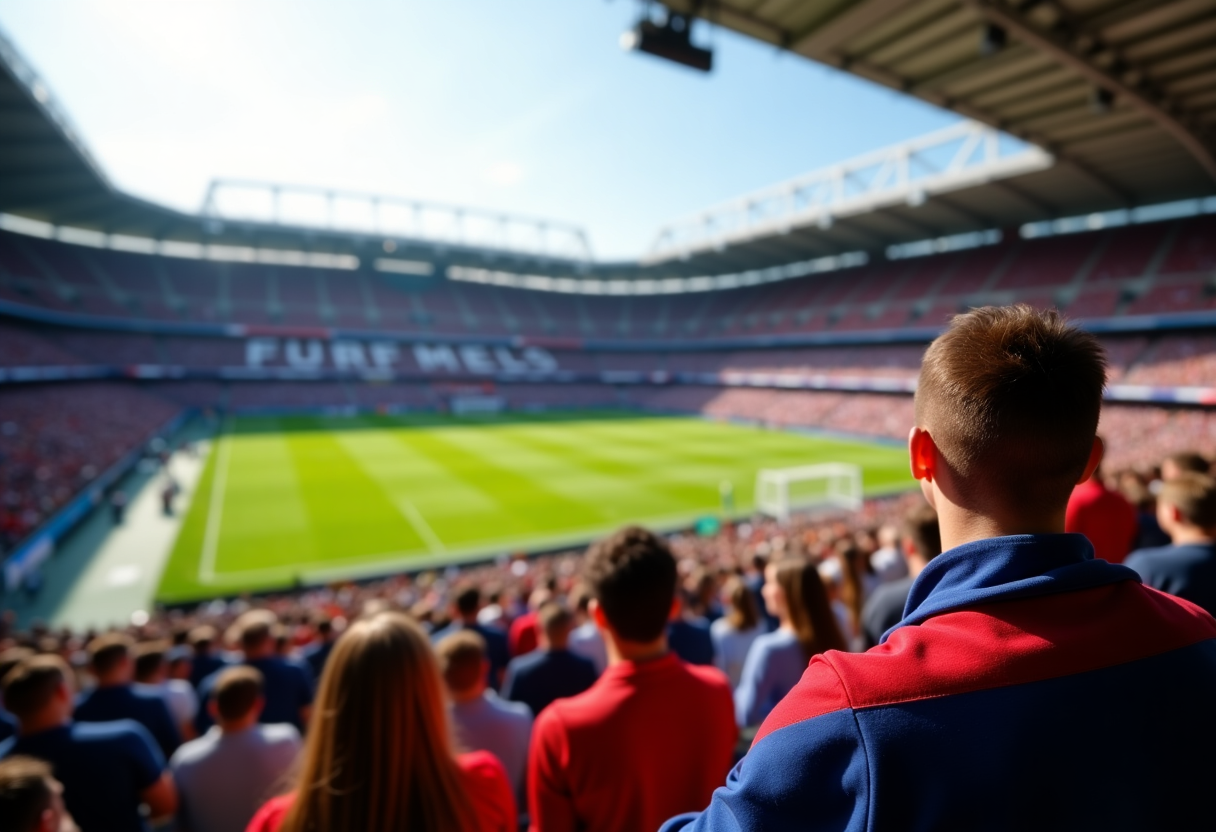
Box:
[244,337,558,375]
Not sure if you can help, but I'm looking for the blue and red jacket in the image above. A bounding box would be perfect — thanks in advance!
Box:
[663,534,1216,831]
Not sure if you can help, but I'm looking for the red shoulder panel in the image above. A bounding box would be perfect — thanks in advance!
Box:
[831,582,1216,710]
[754,582,1216,745]
[752,655,851,745]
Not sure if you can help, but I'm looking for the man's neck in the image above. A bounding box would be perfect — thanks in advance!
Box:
[936,501,1066,553]
[451,686,487,705]
[218,717,259,735]
[17,713,68,736]
[94,677,128,689]
[605,636,668,666]
[1170,528,1216,546]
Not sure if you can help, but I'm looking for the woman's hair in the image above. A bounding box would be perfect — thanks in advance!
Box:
[834,542,865,639]
[724,576,759,632]
[773,558,846,661]
[278,611,472,832]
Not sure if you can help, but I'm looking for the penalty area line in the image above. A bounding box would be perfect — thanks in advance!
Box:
[399,500,446,554]
[198,427,232,583]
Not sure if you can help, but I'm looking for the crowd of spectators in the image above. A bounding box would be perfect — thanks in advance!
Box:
[0,440,1210,830]
[2,304,1216,831]
[0,384,179,555]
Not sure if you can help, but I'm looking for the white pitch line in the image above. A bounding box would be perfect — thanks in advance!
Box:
[198,427,233,583]
[399,500,446,554]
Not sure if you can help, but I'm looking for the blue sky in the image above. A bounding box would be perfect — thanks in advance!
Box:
[0,0,960,259]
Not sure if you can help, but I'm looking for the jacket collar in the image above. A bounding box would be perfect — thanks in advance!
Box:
[883,533,1140,644]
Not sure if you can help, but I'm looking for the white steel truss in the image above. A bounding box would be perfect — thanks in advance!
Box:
[200,179,595,263]
[645,120,1053,264]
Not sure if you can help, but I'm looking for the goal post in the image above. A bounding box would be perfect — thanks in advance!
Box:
[754,463,864,521]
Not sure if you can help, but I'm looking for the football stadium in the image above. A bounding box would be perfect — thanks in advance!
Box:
[2,1,1216,830]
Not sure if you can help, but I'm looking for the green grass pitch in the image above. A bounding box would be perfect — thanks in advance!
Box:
[156,411,915,603]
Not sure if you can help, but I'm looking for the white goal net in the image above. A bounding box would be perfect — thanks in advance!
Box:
[754,463,863,521]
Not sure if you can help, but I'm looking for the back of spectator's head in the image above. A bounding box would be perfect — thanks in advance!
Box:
[915,305,1106,517]
[902,504,943,562]
[569,583,593,616]
[723,576,759,632]
[0,756,62,832]
[87,633,133,680]
[1159,473,1216,531]
[538,601,573,648]
[453,585,481,618]
[188,625,217,653]
[166,647,192,680]
[228,610,277,656]
[0,648,34,687]
[212,665,265,724]
[314,616,334,639]
[2,655,70,721]
[435,630,486,696]
[583,526,677,644]
[133,641,168,684]
[1163,451,1211,482]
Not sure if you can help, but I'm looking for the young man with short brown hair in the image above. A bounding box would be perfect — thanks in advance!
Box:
[665,305,1216,831]
[437,629,533,804]
[529,525,735,832]
[170,666,300,832]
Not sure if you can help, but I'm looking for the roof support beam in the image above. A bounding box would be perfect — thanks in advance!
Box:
[791,0,925,56]
[967,0,1216,182]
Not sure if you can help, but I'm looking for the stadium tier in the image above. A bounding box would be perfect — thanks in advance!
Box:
[2,215,1215,338]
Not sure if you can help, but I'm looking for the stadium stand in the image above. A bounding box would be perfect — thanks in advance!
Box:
[3,216,1216,339]
[0,383,179,552]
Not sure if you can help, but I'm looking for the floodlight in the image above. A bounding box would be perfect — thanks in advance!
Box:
[1090,87,1115,114]
[980,23,1007,56]
[621,13,713,73]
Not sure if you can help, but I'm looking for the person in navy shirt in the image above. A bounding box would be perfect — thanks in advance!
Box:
[502,602,597,717]
[432,585,510,689]
[665,305,1216,831]
[0,647,31,746]
[0,654,178,832]
[301,616,337,680]
[74,634,181,758]
[187,626,228,691]
[668,595,715,666]
[1126,472,1216,616]
[195,610,313,735]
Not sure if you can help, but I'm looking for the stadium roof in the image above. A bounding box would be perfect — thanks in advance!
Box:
[650,0,1216,267]
[2,3,1215,279]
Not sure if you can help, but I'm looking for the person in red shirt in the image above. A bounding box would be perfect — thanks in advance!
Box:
[527,526,737,832]
[1066,458,1139,563]
[246,611,515,832]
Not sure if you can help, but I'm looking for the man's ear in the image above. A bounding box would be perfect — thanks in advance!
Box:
[669,597,681,622]
[207,698,220,721]
[909,427,937,483]
[590,598,609,631]
[1078,436,1104,484]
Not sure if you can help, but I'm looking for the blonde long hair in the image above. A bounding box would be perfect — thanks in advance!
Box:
[278,612,472,832]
